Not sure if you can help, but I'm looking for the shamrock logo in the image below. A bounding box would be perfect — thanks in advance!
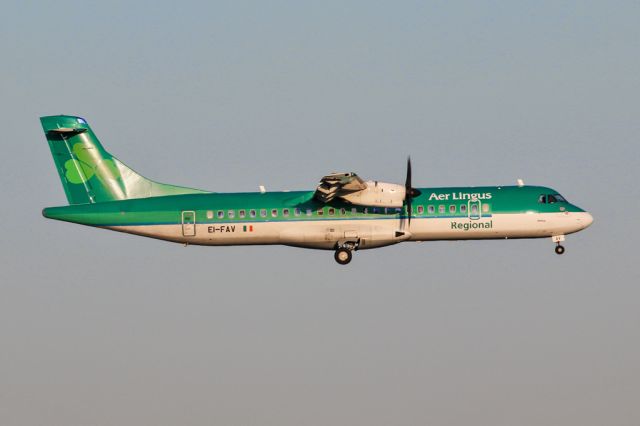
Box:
[64,143,120,184]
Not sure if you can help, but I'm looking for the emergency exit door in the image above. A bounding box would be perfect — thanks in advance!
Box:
[468,200,481,220]
[182,211,196,236]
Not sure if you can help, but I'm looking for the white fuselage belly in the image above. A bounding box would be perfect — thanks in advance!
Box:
[105,212,592,250]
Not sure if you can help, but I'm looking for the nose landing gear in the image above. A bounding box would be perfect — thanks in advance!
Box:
[552,235,566,255]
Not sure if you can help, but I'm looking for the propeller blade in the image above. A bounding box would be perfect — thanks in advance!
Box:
[403,156,422,226]
[405,157,413,226]
[406,157,412,193]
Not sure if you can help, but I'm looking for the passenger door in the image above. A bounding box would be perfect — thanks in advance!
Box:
[182,210,196,236]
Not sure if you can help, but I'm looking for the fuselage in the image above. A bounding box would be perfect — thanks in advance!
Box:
[43,185,593,250]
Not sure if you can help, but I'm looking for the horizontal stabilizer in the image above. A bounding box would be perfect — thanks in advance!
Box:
[47,128,87,135]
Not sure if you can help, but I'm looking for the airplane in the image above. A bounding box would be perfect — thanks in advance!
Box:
[41,115,593,265]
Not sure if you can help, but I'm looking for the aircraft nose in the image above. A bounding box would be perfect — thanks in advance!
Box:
[577,212,594,229]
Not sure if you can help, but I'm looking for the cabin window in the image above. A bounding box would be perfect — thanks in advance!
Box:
[206,210,213,219]
[470,204,478,215]
[328,208,335,216]
[228,210,235,219]
[395,207,402,214]
[364,208,368,215]
[460,204,467,213]
[239,210,246,219]
[449,205,456,213]
[417,205,424,214]
[438,205,445,214]
[294,208,301,216]
[351,207,357,215]
[482,204,490,213]
[317,208,324,216]
[271,209,278,217]
[340,208,346,215]
[217,210,224,219]
[372,208,379,214]
[250,209,257,218]
[283,208,290,217]
[428,205,435,214]
[260,209,267,218]
[306,209,312,216]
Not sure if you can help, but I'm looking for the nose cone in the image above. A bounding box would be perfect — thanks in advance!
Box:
[577,212,594,230]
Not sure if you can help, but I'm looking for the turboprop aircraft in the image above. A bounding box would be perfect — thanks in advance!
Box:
[41,115,593,265]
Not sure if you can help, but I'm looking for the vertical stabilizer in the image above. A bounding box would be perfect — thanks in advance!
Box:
[41,115,208,204]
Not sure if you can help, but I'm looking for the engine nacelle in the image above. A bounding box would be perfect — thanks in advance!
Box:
[341,181,406,208]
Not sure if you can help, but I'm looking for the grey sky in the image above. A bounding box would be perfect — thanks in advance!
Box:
[1,1,639,425]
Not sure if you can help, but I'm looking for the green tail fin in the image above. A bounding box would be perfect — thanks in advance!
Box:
[41,115,208,204]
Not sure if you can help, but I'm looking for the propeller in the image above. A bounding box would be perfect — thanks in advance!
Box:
[404,157,421,227]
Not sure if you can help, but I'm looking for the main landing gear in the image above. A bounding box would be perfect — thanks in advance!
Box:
[334,241,359,265]
[334,248,353,265]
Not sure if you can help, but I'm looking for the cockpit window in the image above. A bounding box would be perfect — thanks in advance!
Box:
[547,194,567,203]
[540,193,567,204]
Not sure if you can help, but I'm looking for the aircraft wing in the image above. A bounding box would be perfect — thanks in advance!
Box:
[314,172,368,203]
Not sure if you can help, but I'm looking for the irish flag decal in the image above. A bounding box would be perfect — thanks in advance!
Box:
[243,225,254,232]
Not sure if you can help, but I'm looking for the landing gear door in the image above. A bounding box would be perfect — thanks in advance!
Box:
[182,211,196,236]
[468,199,481,220]
[344,230,358,239]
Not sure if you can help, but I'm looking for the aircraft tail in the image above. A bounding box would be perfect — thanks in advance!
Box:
[41,115,208,204]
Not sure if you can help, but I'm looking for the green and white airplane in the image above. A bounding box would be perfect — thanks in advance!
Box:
[41,115,593,265]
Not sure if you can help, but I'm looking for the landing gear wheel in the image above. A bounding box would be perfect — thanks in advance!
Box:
[334,248,353,265]
[555,244,565,255]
